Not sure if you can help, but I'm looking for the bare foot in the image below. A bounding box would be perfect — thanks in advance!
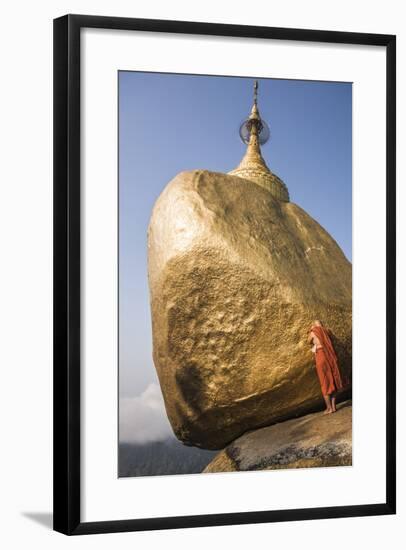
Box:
[323,409,333,415]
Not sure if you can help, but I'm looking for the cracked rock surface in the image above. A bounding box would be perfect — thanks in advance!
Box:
[203,400,352,472]
[147,170,352,449]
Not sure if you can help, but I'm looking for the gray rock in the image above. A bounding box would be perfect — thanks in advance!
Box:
[203,400,352,472]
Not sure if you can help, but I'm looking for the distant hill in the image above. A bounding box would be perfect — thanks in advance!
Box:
[119,438,217,477]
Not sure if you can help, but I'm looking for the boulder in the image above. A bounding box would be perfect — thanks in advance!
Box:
[147,169,352,449]
[203,400,352,472]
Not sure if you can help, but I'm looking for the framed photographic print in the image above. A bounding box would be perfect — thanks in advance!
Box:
[53,14,396,535]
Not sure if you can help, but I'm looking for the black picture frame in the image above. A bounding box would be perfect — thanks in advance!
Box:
[53,14,396,536]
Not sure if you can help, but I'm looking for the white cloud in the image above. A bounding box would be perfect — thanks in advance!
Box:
[119,383,174,444]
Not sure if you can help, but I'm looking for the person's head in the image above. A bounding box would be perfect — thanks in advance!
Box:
[313,319,323,328]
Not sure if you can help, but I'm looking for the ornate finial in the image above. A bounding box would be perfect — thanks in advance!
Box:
[228,80,289,202]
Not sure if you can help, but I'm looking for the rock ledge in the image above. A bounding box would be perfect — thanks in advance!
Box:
[203,400,352,472]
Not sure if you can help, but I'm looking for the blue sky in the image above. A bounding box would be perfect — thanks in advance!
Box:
[118,71,352,401]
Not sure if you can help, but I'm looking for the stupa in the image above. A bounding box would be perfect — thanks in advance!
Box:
[229,81,289,201]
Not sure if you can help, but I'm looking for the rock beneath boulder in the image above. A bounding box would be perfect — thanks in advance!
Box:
[147,169,352,449]
[203,400,352,472]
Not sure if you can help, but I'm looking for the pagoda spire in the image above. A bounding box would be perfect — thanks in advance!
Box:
[229,80,289,202]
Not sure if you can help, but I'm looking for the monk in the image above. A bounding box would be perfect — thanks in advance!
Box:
[308,320,344,414]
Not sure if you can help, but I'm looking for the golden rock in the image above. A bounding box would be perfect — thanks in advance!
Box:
[147,169,352,449]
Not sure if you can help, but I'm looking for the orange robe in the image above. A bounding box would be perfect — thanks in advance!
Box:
[312,326,344,396]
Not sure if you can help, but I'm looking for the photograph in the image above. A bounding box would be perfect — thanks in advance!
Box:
[118,71,353,478]
[0,0,399,543]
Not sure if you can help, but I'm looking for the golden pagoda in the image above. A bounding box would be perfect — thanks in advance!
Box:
[229,81,289,202]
